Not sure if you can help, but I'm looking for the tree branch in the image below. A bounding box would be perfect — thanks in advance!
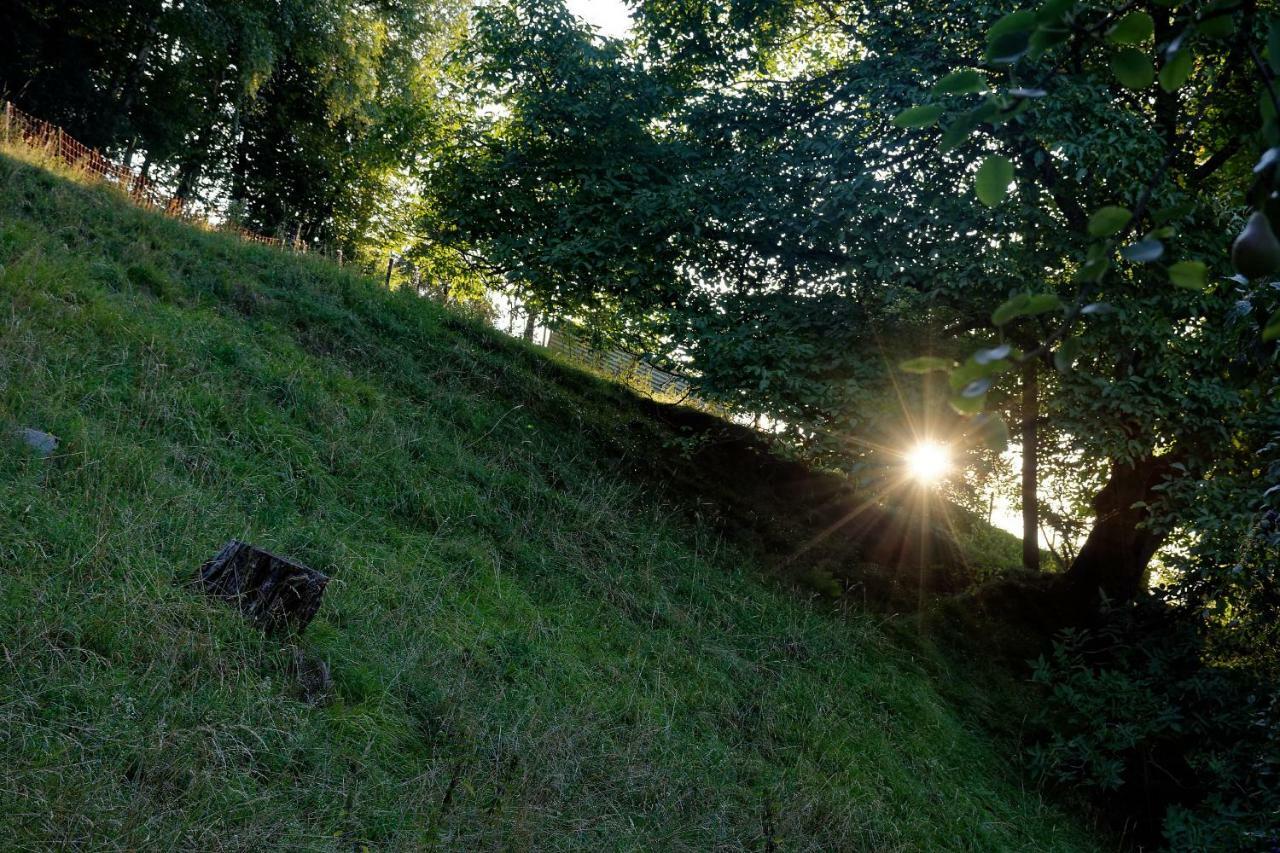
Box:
[1190,139,1243,183]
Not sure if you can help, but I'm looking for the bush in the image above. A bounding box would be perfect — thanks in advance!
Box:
[1029,513,1280,851]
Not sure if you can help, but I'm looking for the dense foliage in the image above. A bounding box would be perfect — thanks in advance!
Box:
[1029,495,1280,848]
[432,0,1279,606]
[0,0,468,255]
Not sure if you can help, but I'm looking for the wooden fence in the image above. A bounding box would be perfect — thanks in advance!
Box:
[548,330,708,405]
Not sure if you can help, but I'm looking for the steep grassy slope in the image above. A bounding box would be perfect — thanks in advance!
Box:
[0,153,1096,850]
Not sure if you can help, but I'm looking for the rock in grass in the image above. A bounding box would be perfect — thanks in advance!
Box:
[18,427,58,457]
[198,540,330,634]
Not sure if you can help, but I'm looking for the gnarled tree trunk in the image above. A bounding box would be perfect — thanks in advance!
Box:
[1062,454,1179,610]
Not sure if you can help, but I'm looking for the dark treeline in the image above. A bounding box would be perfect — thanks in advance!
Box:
[0,0,467,255]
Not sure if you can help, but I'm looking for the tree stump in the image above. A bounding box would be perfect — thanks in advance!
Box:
[198,541,329,634]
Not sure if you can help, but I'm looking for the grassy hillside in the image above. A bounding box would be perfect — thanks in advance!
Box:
[0,151,1097,850]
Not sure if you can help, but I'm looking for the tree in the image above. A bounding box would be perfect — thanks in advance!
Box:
[230,0,470,254]
[898,0,1279,608]
[1,0,469,258]
[431,0,1277,610]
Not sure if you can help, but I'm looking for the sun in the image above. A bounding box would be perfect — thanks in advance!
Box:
[906,441,951,485]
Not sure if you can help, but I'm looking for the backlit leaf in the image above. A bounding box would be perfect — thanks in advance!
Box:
[992,293,1031,326]
[950,392,987,415]
[892,104,945,128]
[933,69,986,95]
[1121,239,1164,263]
[1054,337,1082,373]
[987,31,1031,64]
[975,344,1013,364]
[972,412,1011,452]
[988,9,1037,39]
[1169,260,1208,290]
[976,155,1015,207]
[1108,11,1154,44]
[1159,48,1194,92]
[1036,0,1075,25]
[1198,4,1236,38]
[1025,293,1063,315]
[1088,205,1133,237]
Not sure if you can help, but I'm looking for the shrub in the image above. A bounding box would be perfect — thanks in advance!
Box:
[1029,512,1280,851]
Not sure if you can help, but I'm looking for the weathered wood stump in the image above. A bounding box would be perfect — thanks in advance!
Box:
[198,541,329,634]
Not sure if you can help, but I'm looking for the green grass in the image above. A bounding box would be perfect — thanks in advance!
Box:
[0,151,1099,850]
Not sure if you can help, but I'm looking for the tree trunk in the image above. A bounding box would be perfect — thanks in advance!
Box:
[1022,360,1040,572]
[105,3,161,143]
[523,311,537,342]
[1062,454,1178,609]
[175,68,228,203]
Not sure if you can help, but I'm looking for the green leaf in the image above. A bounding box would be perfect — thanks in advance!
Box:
[939,117,975,153]
[948,355,1015,416]
[990,293,1060,326]
[1264,308,1280,342]
[1159,48,1194,92]
[1112,48,1155,89]
[1074,257,1111,282]
[986,31,1031,65]
[1168,260,1208,290]
[1054,337,1082,373]
[899,356,953,373]
[1107,11,1154,44]
[1198,4,1236,38]
[932,69,986,95]
[892,104,945,128]
[991,293,1030,325]
[1088,205,1133,237]
[976,155,1015,207]
[974,343,1013,364]
[1029,27,1070,56]
[1025,293,1063,315]
[988,9,1038,39]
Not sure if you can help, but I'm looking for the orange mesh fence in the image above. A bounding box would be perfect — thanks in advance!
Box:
[2,99,296,251]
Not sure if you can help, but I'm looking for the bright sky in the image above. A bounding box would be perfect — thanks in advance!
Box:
[566,0,635,39]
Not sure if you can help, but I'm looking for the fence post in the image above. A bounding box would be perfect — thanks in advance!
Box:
[385,255,396,289]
